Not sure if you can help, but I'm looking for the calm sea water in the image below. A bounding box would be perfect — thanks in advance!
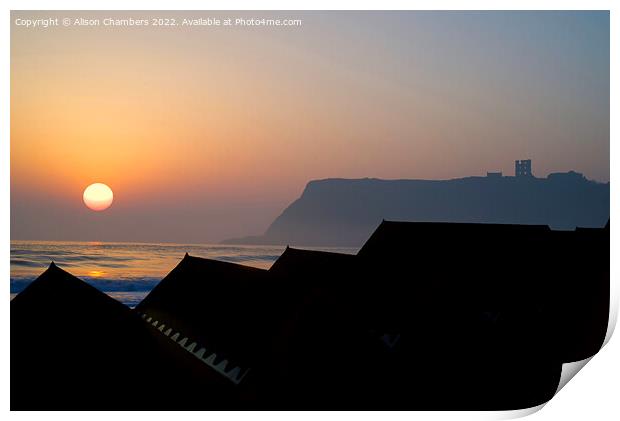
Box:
[10,241,358,307]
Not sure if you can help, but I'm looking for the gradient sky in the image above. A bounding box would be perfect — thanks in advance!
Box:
[11,11,610,243]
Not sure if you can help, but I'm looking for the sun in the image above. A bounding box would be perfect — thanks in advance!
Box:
[83,183,114,211]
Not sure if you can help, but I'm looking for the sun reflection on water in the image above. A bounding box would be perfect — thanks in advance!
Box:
[88,270,106,278]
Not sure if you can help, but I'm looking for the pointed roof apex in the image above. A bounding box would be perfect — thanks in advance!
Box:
[184,252,190,258]
[49,261,57,269]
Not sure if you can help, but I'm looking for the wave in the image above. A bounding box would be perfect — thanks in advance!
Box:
[11,276,161,294]
[10,259,42,267]
[10,242,359,299]
[12,254,134,263]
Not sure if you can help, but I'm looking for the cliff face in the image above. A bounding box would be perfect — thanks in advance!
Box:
[223,173,610,247]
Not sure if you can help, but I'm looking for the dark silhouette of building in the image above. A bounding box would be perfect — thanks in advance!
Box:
[135,250,362,408]
[515,159,533,177]
[11,220,610,410]
[355,220,608,409]
[135,254,270,390]
[11,263,240,410]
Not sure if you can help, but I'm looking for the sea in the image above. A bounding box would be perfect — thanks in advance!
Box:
[10,241,359,307]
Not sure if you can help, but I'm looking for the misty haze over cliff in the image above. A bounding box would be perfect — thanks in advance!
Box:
[223,171,609,247]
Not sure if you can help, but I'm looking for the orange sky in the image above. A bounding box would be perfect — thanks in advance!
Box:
[11,11,610,242]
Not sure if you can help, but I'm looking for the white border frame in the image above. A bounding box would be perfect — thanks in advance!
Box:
[2,1,617,420]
